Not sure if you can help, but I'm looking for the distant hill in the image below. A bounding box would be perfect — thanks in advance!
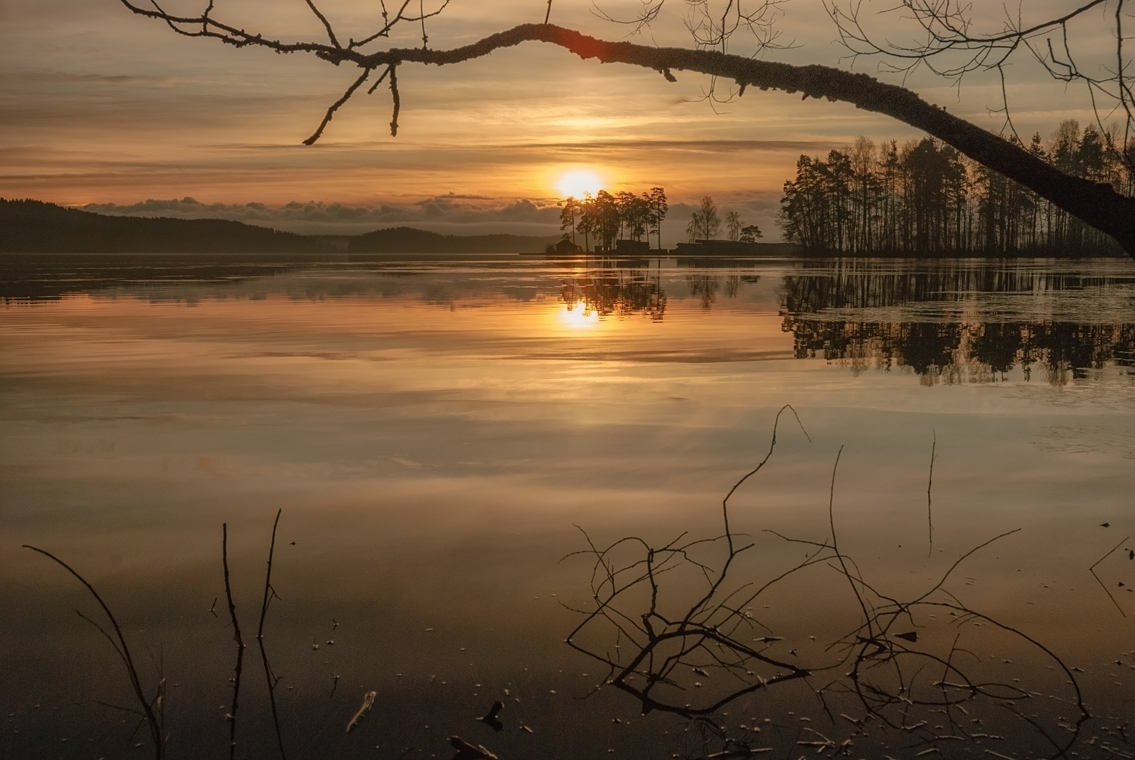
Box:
[0,198,317,253]
[0,199,559,254]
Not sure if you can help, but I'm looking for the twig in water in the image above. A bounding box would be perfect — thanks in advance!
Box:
[1089,535,1130,616]
[927,431,936,556]
[449,735,498,759]
[23,545,165,760]
[222,523,246,760]
[347,690,377,733]
[257,509,288,760]
[565,409,1089,757]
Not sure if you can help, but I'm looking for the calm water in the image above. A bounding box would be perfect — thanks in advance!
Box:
[2,253,1135,759]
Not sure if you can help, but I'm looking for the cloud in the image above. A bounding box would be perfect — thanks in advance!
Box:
[78,190,790,243]
[520,139,838,154]
[81,195,565,236]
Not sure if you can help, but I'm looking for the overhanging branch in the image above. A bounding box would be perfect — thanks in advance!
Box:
[118,7,1135,254]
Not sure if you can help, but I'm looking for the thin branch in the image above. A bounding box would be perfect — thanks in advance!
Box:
[827,445,874,639]
[23,545,164,759]
[116,7,1135,251]
[1089,535,1130,616]
[389,64,401,137]
[222,523,246,760]
[303,68,373,145]
[257,509,288,760]
[303,0,341,48]
[926,430,935,555]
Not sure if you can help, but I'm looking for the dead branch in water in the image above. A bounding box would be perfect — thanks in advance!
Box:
[565,408,1090,758]
[927,430,935,555]
[346,690,377,734]
[23,545,166,760]
[257,508,288,760]
[222,523,246,759]
[1090,535,1130,616]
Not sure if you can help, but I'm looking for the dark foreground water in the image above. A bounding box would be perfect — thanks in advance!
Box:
[2,253,1134,760]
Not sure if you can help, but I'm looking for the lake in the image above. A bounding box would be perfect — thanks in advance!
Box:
[2,253,1134,759]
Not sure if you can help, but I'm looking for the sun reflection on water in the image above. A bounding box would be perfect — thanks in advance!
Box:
[558,302,600,329]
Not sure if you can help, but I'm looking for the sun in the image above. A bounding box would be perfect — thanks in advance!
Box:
[556,169,604,199]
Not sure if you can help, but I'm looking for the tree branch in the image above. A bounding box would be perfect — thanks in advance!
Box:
[118,7,1135,254]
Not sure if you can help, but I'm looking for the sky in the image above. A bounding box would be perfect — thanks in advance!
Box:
[0,0,1119,241]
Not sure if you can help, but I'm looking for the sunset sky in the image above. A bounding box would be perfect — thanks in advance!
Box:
[0,0,1114,240]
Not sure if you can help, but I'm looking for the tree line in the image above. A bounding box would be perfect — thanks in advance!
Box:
[559,187,668,251]
[685,196,762,243]
[779,121,1135,255]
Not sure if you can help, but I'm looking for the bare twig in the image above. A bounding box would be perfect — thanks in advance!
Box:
[303,68,374,145]
[823,0,1135,172]
[389,64,401,137]
[23,545,164,760]
[303,0,341,48]
[565,411,1088,757]
[1089,535,1130,616]
[346,690,377,733]
[927,430,936,555]
[115,4,1135,251]
[257,509,288,760]
[222,523,246,760]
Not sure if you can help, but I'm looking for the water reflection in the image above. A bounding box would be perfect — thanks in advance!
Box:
[559,262,667,321]
[780,259,1135,385]
[0,253,310,302]
[6,253,1135,387]
[3,253,1135,759]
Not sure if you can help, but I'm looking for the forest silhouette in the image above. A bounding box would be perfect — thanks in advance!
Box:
[780,122,1135,255]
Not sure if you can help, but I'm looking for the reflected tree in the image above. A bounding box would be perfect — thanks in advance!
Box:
[561,263,668,321]
[685,273,720,310]
[780,260,1135,384]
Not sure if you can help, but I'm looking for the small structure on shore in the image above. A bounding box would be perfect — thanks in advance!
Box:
[615,239,650,253]
[549,237,582,254]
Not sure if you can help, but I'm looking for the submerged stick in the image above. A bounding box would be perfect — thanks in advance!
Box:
[719,405,810,559]
[1089,535,1129,616]
[257,509,288,760]
[346,690,377,734]
[23,545,164,760]
[927,431,936,556]
[222,523,246,760]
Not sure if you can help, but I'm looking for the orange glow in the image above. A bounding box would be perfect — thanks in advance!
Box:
[555,169,604,199]
[558,302,601,329]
